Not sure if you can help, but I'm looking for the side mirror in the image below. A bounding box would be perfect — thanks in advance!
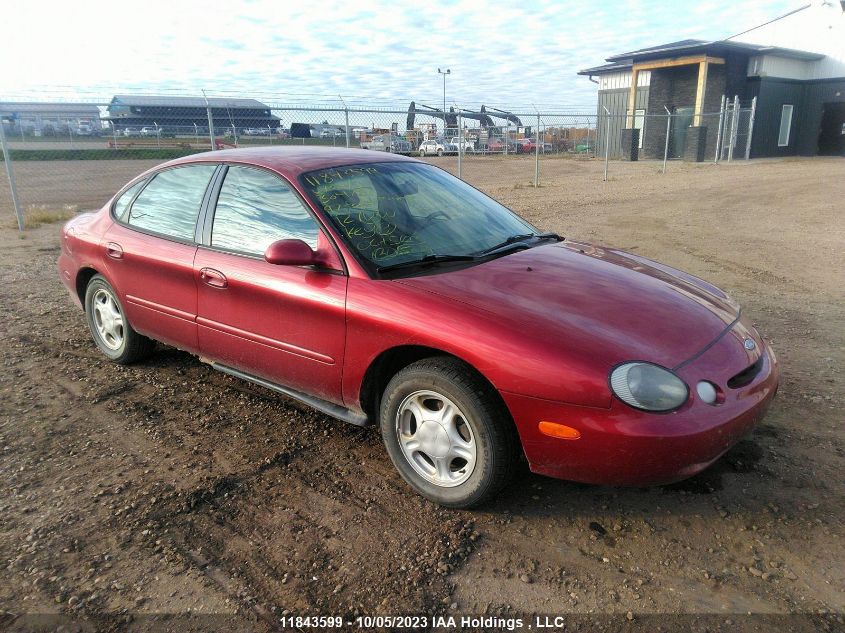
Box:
[264,239,317,266]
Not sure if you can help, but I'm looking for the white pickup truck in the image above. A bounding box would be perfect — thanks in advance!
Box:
[449,136,476,153]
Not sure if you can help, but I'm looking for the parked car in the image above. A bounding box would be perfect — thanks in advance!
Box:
[485,137,517,153]
[275,127,290,138]
[360,134,412,153]
[139,127,162,137]
[122,128,141,137]
[449,137,476,153]
[58,147,779,508]
[243,128,272,136]
[516,138,539,153]
[320,128,344,139]
[75,122,96,136]
[418,139,458,157]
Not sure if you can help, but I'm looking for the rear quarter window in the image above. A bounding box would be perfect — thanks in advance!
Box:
[113,180,146,221]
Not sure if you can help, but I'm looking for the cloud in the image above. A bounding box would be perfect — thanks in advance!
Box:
[0,0,798,113]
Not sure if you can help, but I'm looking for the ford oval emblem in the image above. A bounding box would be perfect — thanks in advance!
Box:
[744,339,756,351]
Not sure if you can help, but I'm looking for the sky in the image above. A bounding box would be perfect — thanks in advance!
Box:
[1,0,801,112]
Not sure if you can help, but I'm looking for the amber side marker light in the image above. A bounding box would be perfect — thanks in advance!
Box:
[538,421,581,440]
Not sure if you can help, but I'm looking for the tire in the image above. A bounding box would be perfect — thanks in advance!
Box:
[84,275,155,364]
[380,357,519,508]
[419,150,426,157]
[437,149,444,157]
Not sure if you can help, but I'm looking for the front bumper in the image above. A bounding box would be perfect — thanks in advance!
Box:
[502,323,779,486]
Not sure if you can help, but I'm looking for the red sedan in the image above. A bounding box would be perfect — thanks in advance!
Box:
[58,147,778,508]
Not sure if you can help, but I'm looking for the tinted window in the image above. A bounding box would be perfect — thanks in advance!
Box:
[113,180,146,221]
[211,166,319,255]
[128,165,217,240]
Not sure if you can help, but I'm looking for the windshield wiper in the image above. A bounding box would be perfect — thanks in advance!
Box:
[377,254,477,274]
[476,232,562,256]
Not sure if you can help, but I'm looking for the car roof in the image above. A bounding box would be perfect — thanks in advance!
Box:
[161,146,417,178]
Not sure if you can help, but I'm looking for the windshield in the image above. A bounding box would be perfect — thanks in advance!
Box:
[301,162,536,273]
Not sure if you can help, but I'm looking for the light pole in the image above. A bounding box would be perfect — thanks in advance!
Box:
[438,68,450,135]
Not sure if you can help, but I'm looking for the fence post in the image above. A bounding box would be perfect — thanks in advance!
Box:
[344,107,350,149]
[728,95,739,162]
[457,109,462,180]
[202,90,215,150]
[534,113,540,188]
[602,106,610,181]
[744,96,757,160]
[662,105,671,174]
[338,95,350,149]
[0,120,25,231]
[714,95,726,163]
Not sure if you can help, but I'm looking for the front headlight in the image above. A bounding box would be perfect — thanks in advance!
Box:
[610,362,689,412]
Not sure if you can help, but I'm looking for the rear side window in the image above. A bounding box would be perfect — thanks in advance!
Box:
[128,165,217,240]
[210,165,319,255]
[113,180,146,221]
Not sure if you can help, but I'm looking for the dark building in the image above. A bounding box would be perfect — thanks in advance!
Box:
[580,2,845,160]
[105,95,279,134]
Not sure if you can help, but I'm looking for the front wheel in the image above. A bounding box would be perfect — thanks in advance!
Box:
[380,357,518,508]
[419,149,426,157]
[84,275,155,364]
[437,149,444,157]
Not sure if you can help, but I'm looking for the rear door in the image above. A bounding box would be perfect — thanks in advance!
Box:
[103,164,218,353]
[194,164,348,403]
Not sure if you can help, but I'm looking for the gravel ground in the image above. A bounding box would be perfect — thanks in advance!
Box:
[0,156,843,632]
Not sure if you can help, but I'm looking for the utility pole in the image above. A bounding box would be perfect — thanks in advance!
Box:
[438,68,450,135]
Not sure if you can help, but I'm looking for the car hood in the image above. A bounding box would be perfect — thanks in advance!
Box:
[396,240,739,370]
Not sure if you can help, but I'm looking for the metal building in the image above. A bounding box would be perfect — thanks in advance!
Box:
[105,95,279,135]
[0,103,102,136]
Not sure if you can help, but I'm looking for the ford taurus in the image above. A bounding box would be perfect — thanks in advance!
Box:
[58,147,779,508]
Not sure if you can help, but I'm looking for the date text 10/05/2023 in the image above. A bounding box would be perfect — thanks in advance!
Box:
[278,615,588,630]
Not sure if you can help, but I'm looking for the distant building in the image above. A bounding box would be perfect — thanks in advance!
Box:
[0,103,102,135]
[104,95,279,134]
[579,2,845,159]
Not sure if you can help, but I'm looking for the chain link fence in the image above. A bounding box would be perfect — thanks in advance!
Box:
[0,91,756,228]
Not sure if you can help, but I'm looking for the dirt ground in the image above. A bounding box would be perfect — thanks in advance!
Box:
[0,156,843,632]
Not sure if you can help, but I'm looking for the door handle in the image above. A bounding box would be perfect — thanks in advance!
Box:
[199,267,228,288]
[105,242,123,259]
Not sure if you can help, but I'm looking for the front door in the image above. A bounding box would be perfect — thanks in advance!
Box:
[818,102,845,156]
[670,106,694,158]
[194,165,347,403]
[103,164,218,353]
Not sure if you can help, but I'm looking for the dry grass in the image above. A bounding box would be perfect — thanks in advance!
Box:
[17,204,79,229]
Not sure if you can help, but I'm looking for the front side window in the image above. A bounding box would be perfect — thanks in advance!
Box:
[211,165,319,255]
[778,104,793,147]
[301,162,535,270]
[128,165,217,240]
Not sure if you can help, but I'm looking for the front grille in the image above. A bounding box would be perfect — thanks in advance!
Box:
[728,356,764,389]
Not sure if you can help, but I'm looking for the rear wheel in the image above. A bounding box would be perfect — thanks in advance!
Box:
[380,357,518,508]
[84,275,155,364]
